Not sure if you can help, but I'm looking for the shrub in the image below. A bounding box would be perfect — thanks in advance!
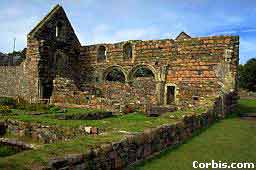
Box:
[0,97,16,108]
[0,105,12,115]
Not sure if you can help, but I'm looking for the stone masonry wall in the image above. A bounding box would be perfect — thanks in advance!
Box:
[0,66,22,97]
[0,63,32,99]
[78,36,239,108]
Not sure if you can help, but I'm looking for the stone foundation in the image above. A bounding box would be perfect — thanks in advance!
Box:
[1,120,100,144]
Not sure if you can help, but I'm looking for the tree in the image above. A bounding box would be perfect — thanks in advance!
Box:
[238,58,256,92]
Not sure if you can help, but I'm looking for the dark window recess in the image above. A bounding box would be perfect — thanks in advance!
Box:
[95,77,99,82]
[56,22,63,38]
[192,96,199,101]
[134,67,154,78]
[97,46,107,62]
[105,68,125,83]
[123,43,133,60]
[197,70,203,75]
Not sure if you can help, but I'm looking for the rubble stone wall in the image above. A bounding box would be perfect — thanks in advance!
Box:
[1,119,99,144]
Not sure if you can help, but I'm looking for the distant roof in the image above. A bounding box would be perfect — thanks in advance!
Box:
[176,32,191,40]
[0,52,10,65]
[0,52,24,66]
[0,52,7,57]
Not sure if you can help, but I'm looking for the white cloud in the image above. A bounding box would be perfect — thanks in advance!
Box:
[87,26,161,45]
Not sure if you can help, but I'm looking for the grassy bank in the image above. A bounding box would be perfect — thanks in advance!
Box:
[130,99,256,170]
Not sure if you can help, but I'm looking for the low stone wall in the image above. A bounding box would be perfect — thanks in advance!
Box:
[2,120,99,144]
[56,111,113,120]
[0,138,36,151]
[45,92,238,170]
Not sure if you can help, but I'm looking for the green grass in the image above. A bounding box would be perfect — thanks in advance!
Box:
[2,112,178,132]
[0,145,18,157]
[130,99,256,170]
[0,133,124,170]
[236,99,256,114]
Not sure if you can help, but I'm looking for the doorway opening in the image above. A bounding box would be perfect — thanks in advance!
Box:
[166,86,175,105]
[41,80,53,100]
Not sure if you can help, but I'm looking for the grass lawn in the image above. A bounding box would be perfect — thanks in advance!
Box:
[4,111,180,132]
[130,99,256,170]
[0,145,18,157]
[236,99,256,114]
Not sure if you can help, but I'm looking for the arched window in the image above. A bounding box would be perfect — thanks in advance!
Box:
[133,67,155,78]
[105,68,125,83]
[97,46,107,62]
[123,43,133,60]
[56,22,63,38]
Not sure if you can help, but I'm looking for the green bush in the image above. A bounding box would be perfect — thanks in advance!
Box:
[0,97,16,108]
[0,105,12,115]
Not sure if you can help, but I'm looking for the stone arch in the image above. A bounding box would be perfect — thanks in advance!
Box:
[128,64,159,81]
[103,65,128,83]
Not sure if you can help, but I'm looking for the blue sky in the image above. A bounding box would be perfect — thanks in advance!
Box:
[0,0,255,64]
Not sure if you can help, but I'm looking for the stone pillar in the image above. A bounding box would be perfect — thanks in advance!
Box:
[156,81,165,105]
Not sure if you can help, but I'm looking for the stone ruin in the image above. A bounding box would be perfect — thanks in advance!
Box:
[0,5,239,112]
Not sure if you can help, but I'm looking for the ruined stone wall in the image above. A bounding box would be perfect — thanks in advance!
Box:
[0,66,22,97]
[0,62,31,99]
[78,36,239,107]
[25,5,81,103]
[167,36,239,106]
[1,119,99,144]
